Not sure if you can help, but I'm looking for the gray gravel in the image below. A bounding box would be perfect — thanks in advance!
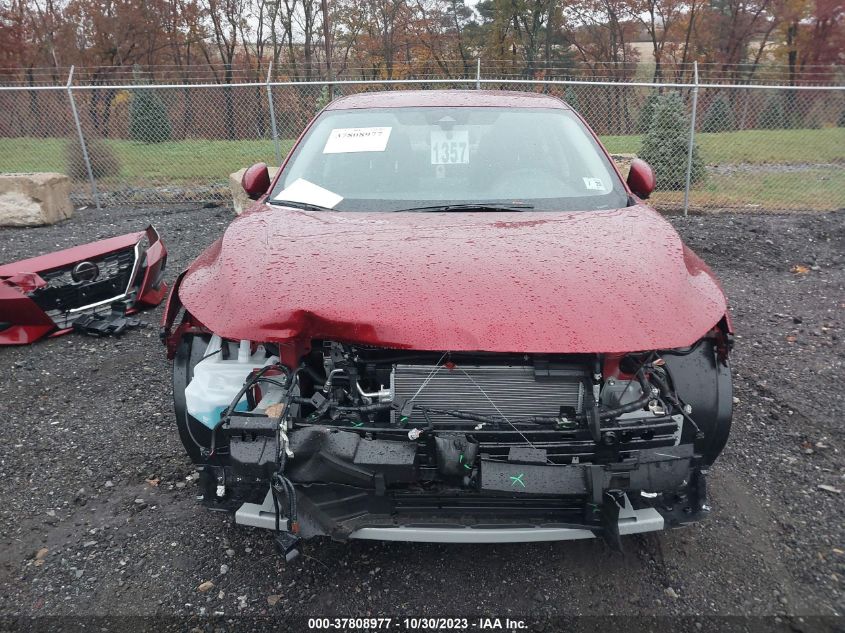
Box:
[0,205,842,622]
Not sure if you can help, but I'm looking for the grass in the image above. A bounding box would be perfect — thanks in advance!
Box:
[601,127,845,165]
[0,128,842,210]
[0,138,294,185]
[652,167,845,211]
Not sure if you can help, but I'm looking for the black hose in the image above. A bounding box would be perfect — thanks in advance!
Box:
[254,377,289,390]
[272,472,297,529]
[299,365,326,386]
[273,440,297,528]
[222,363,288,421]
[412,404,500,425]
[223,363,292,419]
[649,368,704,437]
[596,370,653,420]
[271,482,282,533]
[660,339,706,357]
[335,402,394,413]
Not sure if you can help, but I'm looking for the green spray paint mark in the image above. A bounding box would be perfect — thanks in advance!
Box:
[510,473,526,488]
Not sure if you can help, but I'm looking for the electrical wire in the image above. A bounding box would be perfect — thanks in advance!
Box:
[456,366,552,464]
[407,351,450,404]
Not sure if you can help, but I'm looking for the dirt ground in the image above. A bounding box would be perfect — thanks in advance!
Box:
[0,205,842,628]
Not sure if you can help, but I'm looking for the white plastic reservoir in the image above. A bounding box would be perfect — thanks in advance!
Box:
[185,335,280,429]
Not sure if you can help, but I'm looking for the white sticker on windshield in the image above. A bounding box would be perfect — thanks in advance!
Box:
[323,127,392,154]
[583,177,606,191]
[273,178,343,209]
[430,129,469,165]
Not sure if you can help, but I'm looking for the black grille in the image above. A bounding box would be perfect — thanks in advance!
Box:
[392,492,585,515]
[30,247,138,327]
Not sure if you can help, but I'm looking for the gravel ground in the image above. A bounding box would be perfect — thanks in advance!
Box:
[0,205,842,626]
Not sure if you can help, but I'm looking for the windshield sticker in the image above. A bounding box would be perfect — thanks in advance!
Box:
[323,127,392,154]
[582,177,606,191]
[430,129,469,165]
[274,178,343,209]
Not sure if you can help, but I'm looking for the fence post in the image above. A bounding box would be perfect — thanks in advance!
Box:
[66,65,101,211]
[476,58,481,89]
[266,61,282,166]
[682,61,699,217]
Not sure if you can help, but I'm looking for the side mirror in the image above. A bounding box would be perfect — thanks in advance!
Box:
[626,158,656,199]
[242,163,271,200]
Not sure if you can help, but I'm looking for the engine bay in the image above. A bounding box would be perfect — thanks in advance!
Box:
[174,334,732,555]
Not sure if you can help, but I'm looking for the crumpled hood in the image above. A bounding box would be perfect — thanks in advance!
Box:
[178,204,727,353]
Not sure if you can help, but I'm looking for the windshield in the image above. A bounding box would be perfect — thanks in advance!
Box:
[270,106,627,212]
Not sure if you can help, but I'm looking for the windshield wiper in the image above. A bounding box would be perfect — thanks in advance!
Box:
[392,203,534,213]
[267,199,336,212]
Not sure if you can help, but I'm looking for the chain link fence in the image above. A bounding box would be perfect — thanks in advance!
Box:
[1,67,843,213]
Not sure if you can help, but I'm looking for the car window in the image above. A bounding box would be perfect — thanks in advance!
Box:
[270,106,627,212]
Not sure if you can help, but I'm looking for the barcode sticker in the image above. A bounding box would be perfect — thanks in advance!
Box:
[583,177,606,191]
[323,127,392,153]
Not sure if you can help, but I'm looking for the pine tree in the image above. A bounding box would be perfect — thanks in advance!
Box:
[639,92,705,190]
[701,94,736,132]
[637,92,660,133]
[315,85,331,112]
[564,86,580,113]
[129,88,172,143]
[758,94,787,129]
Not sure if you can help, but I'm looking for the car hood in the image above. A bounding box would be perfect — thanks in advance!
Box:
[178,204,727,354]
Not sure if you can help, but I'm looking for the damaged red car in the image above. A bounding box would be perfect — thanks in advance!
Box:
[163,90,732,557]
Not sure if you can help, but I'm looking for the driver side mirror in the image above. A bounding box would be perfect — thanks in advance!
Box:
[242,163,271,200]
[626,159,656,199]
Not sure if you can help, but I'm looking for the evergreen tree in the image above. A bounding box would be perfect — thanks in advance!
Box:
[129,88,172,143]
[639,92,705,190]
[837,107,845,128]
[701,94,736,132]
[758,94,787,129]
[564,86,580,113]
[315,85,331,112]
[637,91,660,133]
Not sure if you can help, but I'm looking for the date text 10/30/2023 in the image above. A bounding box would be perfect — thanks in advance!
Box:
[307,617,528,630]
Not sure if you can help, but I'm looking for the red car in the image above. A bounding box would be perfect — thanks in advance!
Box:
[163,90,732,557]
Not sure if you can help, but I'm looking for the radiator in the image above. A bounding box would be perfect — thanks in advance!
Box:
[391,363,587,426]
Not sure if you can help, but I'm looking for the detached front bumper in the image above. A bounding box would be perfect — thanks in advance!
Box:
[0,226,167,344]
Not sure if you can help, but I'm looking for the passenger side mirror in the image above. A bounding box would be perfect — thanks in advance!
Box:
[626,159,656,199]
[242,163,271,200]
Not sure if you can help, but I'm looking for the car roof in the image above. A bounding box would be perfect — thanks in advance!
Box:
[324,89,570,111]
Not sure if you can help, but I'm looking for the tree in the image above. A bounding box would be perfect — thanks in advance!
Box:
[639,92,704,190]
[773,0,845,85]
[315,84,331,112]
[564,86,580,112]
[701,94,736,132]
[697,0,779,81]
[637,91,660,132]
[636,0,686,83]
[129,87,172,143]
